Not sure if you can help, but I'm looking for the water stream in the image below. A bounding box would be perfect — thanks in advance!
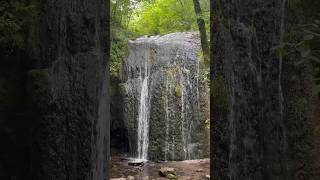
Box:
[137,48,150,161]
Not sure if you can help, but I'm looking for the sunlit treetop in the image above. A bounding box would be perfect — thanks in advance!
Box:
[128,0,209,37]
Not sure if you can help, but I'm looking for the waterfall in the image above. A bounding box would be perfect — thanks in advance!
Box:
[180,67,193,160]
[164,73,170,160]
[137,50,150,161]
[123,32,207,161]
[180,70,187,160]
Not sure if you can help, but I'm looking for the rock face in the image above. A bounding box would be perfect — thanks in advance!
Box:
[122,32,208,161]
[211,0,315,179]
[0,1,110,179]
[29,1,110,179]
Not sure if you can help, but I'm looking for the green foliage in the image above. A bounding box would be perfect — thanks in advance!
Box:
[197,51,210,87]
[110,0,209,80]
[110,35,127,79]
[110,0,137,80]
[0,0,37,54]
[129,0,209,36]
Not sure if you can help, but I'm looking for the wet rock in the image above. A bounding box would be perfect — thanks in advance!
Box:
[159,167,177,179]
[128,161,144,166]
[123,32,209,161]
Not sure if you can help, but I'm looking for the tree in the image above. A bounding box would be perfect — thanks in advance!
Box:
[192,0,209,62]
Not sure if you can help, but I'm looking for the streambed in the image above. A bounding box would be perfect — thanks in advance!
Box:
[111,155,210,180]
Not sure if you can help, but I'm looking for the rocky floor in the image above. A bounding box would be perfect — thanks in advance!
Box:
[110,155,210,180]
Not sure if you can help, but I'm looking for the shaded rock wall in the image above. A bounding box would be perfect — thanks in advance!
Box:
[0,0,110,179]
[211,0,315,179]
[122,32,209,161]
[29,0,110,179]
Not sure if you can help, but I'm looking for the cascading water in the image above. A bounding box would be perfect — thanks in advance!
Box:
[164,73,170,160]
[180,67,193,160]
[123,32,209,161]
[136,49,150,161]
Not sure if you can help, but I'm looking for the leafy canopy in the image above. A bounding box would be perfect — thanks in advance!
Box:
[129,0,209,36]
[110,0,209,80]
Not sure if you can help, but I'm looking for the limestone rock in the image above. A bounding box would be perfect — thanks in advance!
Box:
[159,167,177,179]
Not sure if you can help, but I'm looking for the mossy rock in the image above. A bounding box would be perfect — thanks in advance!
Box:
[175,85,182,97]
[205,119,210,129]
[119,83,127,95]
[159,167,177,179]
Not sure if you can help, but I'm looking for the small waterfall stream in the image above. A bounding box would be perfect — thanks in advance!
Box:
[137,49,150,161]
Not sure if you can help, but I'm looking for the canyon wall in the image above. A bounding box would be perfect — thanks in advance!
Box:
[0,0,110,179]
[211,0,316,179]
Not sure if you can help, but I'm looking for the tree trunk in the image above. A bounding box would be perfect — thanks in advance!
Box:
[193,0,209,62]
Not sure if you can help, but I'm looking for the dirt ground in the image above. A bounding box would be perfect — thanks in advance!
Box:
[111,156,210,180]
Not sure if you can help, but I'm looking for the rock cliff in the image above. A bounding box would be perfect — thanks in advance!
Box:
[122,32,209,161]
[0,0,110,179]
[211,0,315,179]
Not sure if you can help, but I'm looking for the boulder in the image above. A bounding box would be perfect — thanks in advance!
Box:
[159,167,177,179]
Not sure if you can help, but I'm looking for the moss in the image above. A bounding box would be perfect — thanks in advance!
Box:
[205,119,210,129]
[119,83,126,95]
[166,66,179,78]
[175,85,182,97]
[211,75,230,114]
